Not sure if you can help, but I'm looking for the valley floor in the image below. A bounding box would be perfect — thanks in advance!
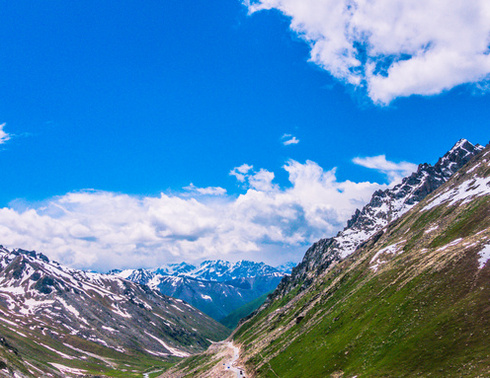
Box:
[158,341,248,378]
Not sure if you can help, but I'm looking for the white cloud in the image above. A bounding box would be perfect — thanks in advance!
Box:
[281,134,300,145]
[229,164,254,182]
[245,0,490,104]
[238,167,278,192]
[0,160,383,271]
[183,183,227,196]
[0,123,10,144]
[353,155,417,184]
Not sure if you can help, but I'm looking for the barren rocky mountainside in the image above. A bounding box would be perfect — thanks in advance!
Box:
[0,248,229,377]
[164,139,490,377]
[110,260,287,321]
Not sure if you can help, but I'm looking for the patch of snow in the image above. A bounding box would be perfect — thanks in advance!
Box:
[478,245,490,269]
[0,285,26,296]
[171,304,184,313]
[56,297,79,317]
[147,275,161,290]
[201,294,212,301]
[86,335,110,347]
[102,326,118,332]
[144,331,190,357]
[145,349,169,357]
[19,298,55,316]
[115,278,126,291]
[370,241,405,272]
[154,312,175,326]
[466,163,480,174]
[423,175,490,212]
[436,238,463,252]
[133,298,152,310]
[0,315,20,327]
[24,362,44,375]
[116,269,136,279]
[12,329,27,337]
[111,304,132,318]
[424,225,439,234]
[48,363,86,376]
[39,343,75,360]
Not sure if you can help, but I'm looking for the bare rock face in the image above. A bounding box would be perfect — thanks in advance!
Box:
[273,139,484,298]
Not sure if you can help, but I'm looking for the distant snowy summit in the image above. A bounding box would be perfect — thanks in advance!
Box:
[109,259,295,321]
[110,259,292,285]
[161,259,289,281]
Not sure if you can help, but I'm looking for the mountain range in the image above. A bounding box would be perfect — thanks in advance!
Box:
[163,139,490,377]
[0,138,487,377]
[110,260,289,321]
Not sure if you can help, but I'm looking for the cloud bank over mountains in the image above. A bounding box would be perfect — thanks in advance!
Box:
[0,157,413,271]
[245,0,490,104]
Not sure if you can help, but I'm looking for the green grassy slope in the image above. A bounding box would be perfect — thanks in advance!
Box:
[220,291,271,329]
[233,147,490,377]
[0,321,181,377]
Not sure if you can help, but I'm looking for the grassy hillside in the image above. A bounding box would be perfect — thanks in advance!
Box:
[220,291,271,329]
[232,147,490,377]
[0,320,181,377]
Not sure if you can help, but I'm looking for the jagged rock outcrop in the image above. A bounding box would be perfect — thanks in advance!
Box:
[273,139,484,298]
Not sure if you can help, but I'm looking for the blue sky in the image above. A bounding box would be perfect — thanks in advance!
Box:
[0,0,488,270]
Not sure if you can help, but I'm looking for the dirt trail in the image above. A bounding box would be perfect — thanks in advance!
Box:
[223,341,247,378]
[157,340,248,378]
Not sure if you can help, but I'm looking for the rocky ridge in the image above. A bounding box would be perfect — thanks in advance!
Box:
[274,139,484,297]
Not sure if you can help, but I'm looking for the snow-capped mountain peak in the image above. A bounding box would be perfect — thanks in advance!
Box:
[276,139,486,295]
[110,259,286,321]
[154,262,196,276]
[134,259,284,283]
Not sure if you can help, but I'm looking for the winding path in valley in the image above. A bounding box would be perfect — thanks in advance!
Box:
[223,341,246,378]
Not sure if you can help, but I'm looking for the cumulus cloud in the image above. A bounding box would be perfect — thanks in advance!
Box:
[0,123,10,144]
[232,165,278,192]
[353,155,417,184]
[0,160,384,271]
[245,0,490,104]
[229,164,254,182]
[183,183,227,196]
[282,133,300,146]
